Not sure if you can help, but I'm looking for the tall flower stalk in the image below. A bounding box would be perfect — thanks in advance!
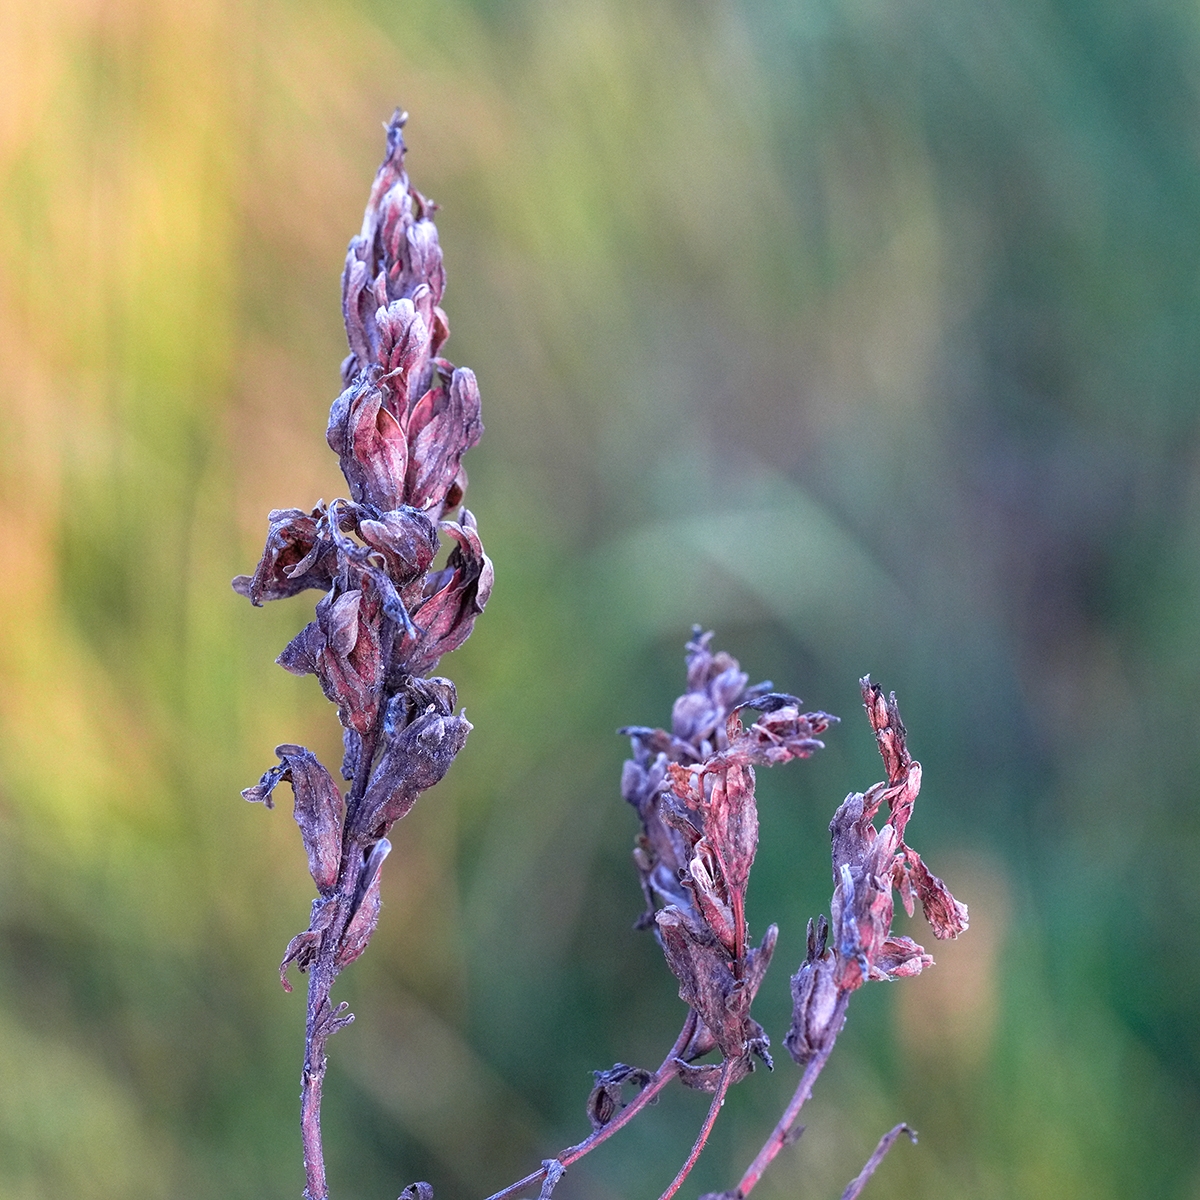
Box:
[235,111,491,1200]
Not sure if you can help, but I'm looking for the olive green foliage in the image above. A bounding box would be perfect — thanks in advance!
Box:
[1,1,1198,1197]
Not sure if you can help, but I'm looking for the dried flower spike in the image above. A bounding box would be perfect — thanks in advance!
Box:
[235,111,490,1200]
[737,680,967,1200]
[827,679,968,993]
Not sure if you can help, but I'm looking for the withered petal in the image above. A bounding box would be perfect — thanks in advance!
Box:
[277,621,325,677]
[404,367,483,513]
[872,935,934,979]
[234,508,333,605]
[905,848,969,939]
[335,869,382,970]
[399,510,493,675]
[269,744,345,895]
[350,708,472,841]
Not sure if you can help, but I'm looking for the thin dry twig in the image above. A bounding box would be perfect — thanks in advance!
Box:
[840,1124,918,1200]
[482,1013,698,1200]
[656,1058,734,1200]
[734,988,851,1198]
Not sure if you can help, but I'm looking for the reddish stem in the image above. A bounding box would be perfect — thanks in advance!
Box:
[300,999,329,1200]
[655,1057,733,1200]
[482,1012,699,1200]
[735,989,851,1199]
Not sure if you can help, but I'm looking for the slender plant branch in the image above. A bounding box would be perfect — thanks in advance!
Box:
[656,1057,734,1200]
[735,989,851,1199]
[840,1124,917,1200]
[483,1012,699,1200]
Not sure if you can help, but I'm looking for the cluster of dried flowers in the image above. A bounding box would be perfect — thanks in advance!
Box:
[235,111,491,1200]
[236,114,968,1200]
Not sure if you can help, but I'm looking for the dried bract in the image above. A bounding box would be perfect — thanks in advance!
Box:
[586,1064,654,1131]
[784,917,841,1066]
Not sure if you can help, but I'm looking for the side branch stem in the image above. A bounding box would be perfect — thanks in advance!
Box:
[840,1123,916,1200]
[735,989,851,1199]
[482,1011,699,1200]
[656,1057,733,1200]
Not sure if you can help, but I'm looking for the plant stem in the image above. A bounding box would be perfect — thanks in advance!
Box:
[734,989,851,1199]
[655,1057,733,1200]
[299,884,354,1199]
[300,978,329,1200]
[482,1011,699,1200]
[839,1123,916,1200]
[300,730,379,1200]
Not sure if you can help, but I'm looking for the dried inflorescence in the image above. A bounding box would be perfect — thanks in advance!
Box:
[784,678,969,1067]
[621,630,837,1091]
[235,112,490,1200]
[237,111,489,986]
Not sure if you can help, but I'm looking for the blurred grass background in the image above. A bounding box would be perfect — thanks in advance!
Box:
[2,0,1199,1196]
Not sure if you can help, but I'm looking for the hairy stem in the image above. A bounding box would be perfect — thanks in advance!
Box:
[735,989,851,1199]
[483,1011,699,1200]
[656,1057,733,1200]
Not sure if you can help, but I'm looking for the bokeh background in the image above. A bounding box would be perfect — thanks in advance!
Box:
[2,0,1199,1196]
